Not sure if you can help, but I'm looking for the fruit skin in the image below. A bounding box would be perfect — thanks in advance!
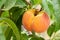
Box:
[22,9,50,33]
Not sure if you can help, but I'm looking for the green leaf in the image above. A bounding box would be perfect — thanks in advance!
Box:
[10,7,24,22]
[2,0,17,10]
[4,27,12,40]
[1,11,9,18]
[47,0,60,32]
[21,34,28,40]
[15,0,26,8]
[0,0,6,8]
[0,22,12,40]
[0,23,6,40]
[16,15,22,31]
[9,7,24,30]
[0,34,6,40]
[51,30,60,40]
[0,18,20,40]
[42,0,51,15]
[30,36,44,40]
[12,32,16,40]
[51,0,60,32]
[47,24,55,36]
[31,0,42,5]
[47,0,55,17]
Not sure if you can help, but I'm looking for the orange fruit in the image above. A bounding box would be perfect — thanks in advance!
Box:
[22,9,50,33]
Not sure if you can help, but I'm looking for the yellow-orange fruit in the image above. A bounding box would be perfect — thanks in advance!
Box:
[22,9,50,33]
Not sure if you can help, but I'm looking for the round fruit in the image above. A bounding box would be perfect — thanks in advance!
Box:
[22,9,50,33]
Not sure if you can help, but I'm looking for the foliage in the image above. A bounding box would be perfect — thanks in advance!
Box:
[0,0,60,40]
